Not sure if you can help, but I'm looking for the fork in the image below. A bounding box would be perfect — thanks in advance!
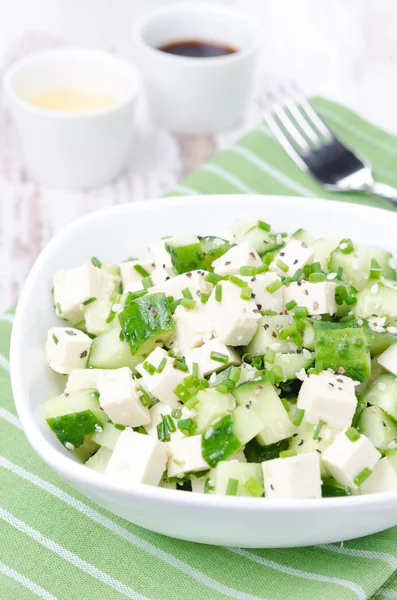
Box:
[263,86,397,204]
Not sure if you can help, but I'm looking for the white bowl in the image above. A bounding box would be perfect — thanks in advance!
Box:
[10,194,397,548]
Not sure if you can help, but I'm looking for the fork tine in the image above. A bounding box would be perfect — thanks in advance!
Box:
[267,92,311,154]
[279,86,321,146]
[290,83,333,142]
[263,109,309,173]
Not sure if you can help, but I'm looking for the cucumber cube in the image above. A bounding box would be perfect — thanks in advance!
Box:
[165,235,206,274]
[365,374,397,421]
[357,406,397,451]
[264,351,314,382]
[92,422,122,450]
[314,327,370,381]
[86,446,113,473]
[194,388,236,434]
[214,460,264,496]
[47,410,103,449]
[88,327,144,372]
[200,236,235,271]
[119,292,175,356]
[353,283,397,320]
[202,412,242,467]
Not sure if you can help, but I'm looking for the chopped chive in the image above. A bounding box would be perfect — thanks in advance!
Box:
[239,266,256,276]
[204,477,215,494]
[291,268,303,282]
[309,272,326,283]
[181,298,196,309]
[170,299,183,313]
[177,418,197,436]
[370,258,382,280]
[337,266,343,279]
[106,310,116,324]
[244,477,264,497]
[263,252,274,265]
[134,264,150,277]
[142,276,153,289]
[294,306,308,318]
[91,256,102,268]
[339,238,354,254]
[184,375,198,389]
[134,426,147,434]
[278,324,298,340]
[82,297,97,306]
[310,262,322,273]
[200,292,210,304]
[157,420,170,442]
[229,366,241,383]
[114,424,126,431]
[162,414,176,433]
[354,467,372,487]
[251,356,262,369]
[52,333,59,345]
[216,383,229,394]
[210,351,229,364]
[276,259,289,273]
[127,289,147,300]
[260,310,278,316]
[256,264,269,274]
[182,287,193,299]
[221,379,236,390]
[292,408,305,426]
[303,264,312,278]
[280,449,297,458]
[257,220,271,232]
[266,280,283,294]
[143,361,156,376]
[228,275,247,288]
[206,273,222,285]
[215,284,222,302]
[313,420,324,440]
[240,286,252,300]
[168,349,175,358]
[226,478,239,496]
[174,359,189,372]
[241,352,253,364]
[171,408,182,419]
[173,384,191,402]
[345,427,360,442]
[192,362,199,378]
[157,357,167,373]
[335,285,347,305]
[65,330,77,336]
[265,348,275,364]
[138,387,152,407]
[185,396,199,409]
[272,365,284,382]
[281,397,290,412]
[285,300,297,311]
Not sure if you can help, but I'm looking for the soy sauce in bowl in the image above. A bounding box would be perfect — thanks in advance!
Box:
[157,39,237,59]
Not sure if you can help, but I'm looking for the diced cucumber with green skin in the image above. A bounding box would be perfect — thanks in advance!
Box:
[352,393,367,428]
[245,315,294,356]
[312,237,342,271]
[233,405,265,445]
[385,448,397,473]
[302,321,315,350]
[71,435,99,463]
[86,446,113,473]
[202,413,242,467]
[322,479,353,497]
[291,228,315,246]
[356,358,385,395]
[243,437,290,463]
[233,381,295,445]
[241,226,282,256]
[329,243,370,291]
[47,410,103,449]
[84,296,115,336]
[264,352,314,382]
[364,374,397,421]
[88,326,144,371]
[92,422,122,450]
[353,283,397,320]
[289,423,335,478]
[362,322,397,356]
[214,461,264,496]
[199,236,235,271]
[165,235,206,274]
[118,292,175,356]
[357,406,397,451]
[369,247,396,281]
[314,327,371,381]
[211,364,255,387]
[194,389,236,434]
[43,389,103,421]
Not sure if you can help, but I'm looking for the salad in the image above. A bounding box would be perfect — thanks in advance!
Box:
[43,218,397,499]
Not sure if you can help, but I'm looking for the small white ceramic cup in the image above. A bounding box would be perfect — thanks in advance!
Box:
[3,48,140,189]
[132,2,261,134]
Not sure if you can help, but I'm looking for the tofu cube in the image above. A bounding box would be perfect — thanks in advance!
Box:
[297,371,357,429]
[360,457,397,494]
[145,401,185,441]
[240,272,283,313]
[168,305,213,355]
[149,240,173,269]
[322,429,381,489]
[377,343,397,376]
[213,241,262,276]
[167,435,209,478]
[45,327,92,374]
[66,368,101,392]
[270,239,314,276]
[283,282,337,316]
[135,347,186,408]
[262,452,321,499]
[119,260,155,292]
[106,429,168,486]
[148,270,212,301]
[97,367,150,427]
[185,338,241,378]
[205,280,261,346]
[53,262,116,323]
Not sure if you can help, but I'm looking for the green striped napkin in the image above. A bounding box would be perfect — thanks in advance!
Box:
[1,97,397,600]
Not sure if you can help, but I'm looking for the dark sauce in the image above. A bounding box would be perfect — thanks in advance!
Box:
[157,39,237,59]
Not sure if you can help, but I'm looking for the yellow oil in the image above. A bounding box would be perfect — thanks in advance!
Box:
[27,88,117,111]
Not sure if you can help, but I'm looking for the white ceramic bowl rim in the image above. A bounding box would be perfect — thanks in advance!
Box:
[10,195,397,515]
[3,47,141,119]
[131,1,262,66]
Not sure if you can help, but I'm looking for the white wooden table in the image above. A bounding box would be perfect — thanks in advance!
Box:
[1,0,397,312]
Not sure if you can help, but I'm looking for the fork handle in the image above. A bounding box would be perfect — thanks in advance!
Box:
[363,181,397,205]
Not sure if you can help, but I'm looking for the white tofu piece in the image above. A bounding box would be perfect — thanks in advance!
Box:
[119,260,155,291]
[185,338,241,378]
[262,452,321,499]
[270,239,314,276]
[84,296,113,336]
[205,280,261,346]
[297,371,357,429]
[360,457,397,494]
[283,281,337,316]
[53,262,116,323]
[240,272,283,313]
[149,240,173,269]
[106,429,169,486]
[145,401,185,441]
[66,368,101,392]
[322,429,381,489]
[45,327,92,374]
[168,304,214,356]
[148,270,212,301]
[377,343,397,376]
[213,241,262,276]
[135,347,186,408]
[167,435,209,478]
[97,367,150,427]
